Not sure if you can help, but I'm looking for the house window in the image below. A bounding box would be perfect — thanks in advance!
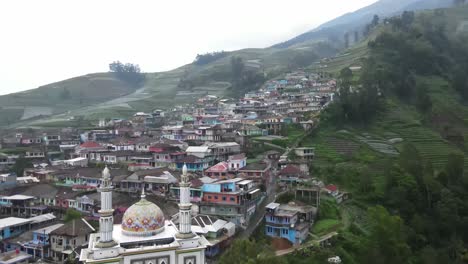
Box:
[222,197,227,201]
[214,196,218,200]
[230,197,235,202]
[208,196,212,199]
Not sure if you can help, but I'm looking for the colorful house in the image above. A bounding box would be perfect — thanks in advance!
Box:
[264,202,316,245]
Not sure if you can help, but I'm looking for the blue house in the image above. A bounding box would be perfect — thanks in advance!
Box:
[21,223,64,259]
[0,217,32,252]
[264,202,316,245]
[176,155,210,172]
[0,173,17,190]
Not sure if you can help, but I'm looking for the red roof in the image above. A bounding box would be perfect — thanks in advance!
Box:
[205,162,229,173]
[79,141,102,148]
[325,185,338,192]
[279,165,301,175]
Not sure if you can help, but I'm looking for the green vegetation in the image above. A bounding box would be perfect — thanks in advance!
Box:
[63,208,82,223]
[312,219,341,236]
[219,239,285,264]
[194,51,229,65]
[297,6,468,264]
[108,61,146,87]
[10,157,33,177]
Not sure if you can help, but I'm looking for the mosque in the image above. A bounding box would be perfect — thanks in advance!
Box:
[80,164,207,264]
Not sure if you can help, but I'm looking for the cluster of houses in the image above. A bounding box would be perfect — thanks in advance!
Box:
[0,70,340,262]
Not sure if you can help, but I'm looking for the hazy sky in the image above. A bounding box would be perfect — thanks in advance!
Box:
[0,0,377,95]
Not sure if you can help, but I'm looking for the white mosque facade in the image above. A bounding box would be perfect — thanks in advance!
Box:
[80,165,207,264]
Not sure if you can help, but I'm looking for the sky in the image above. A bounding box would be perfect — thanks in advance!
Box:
[0,0,377,95]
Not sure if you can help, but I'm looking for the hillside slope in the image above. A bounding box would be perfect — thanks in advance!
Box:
[0,40,338,128]
[294,5,468,263]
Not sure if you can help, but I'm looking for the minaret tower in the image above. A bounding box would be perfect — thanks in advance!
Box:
[176,163,195,238]
[96,166,117,247]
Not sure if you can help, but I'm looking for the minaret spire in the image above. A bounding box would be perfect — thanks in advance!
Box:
[96,166,117,247]
[176,163,195,238]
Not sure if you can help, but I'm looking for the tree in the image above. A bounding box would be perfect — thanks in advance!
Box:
[60,87,71,100]
[446,153,464,185]
[194,51,228,65]
[344,32,350,49]
[230,56,245,83]
[415,82,432,112]
[10,157,33,177]
[64,208,82,223]
[109,61,145,87]
[453,66,468,99]
[362,206,411,264]
[372,15,380,27]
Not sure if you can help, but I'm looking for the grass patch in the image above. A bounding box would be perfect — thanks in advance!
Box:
[312,219,342,235]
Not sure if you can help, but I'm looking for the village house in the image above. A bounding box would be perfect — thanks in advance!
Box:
[24,149,46,159]
[294,147,315,161]
[199,178,262,227]
[176,155,211,172]
[49,218,94,262]
[0,173,17,190]
[18,223,64,259]
[117,168,178,196]
[204,162,231,179]
[204,142,241,162]
[265,202,317,245]
[238,162,271,186]
[74,141,107,159]
[172,214,236,258]
[0,153,18,170]
[278,164,307,185]
[151,143,186,169]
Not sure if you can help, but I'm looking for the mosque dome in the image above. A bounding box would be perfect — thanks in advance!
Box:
[121,191,165,236]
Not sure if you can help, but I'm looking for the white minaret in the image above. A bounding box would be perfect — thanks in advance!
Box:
[96,166,117,247]
[176,163,195,238]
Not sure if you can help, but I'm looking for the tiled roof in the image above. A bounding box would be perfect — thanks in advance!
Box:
[239,162,268,171]
[279,165,301,175]
[78,141,102,148]
[205,162,229,173]
[325,185,338,192]
[50,218,94,237]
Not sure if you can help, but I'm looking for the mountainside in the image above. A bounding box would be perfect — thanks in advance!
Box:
[272,0,454,49]
[0,40,338,128]
[291,4,468,264]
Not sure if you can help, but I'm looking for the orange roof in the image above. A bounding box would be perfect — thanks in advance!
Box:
[79,141,102,148]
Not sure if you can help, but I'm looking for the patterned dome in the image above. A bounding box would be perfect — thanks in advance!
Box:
[121,192,165,236]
